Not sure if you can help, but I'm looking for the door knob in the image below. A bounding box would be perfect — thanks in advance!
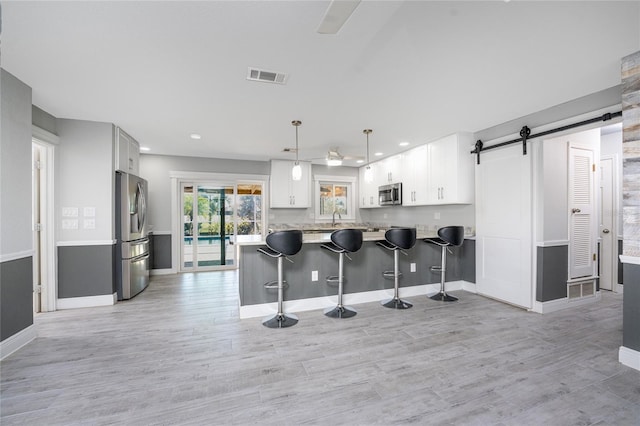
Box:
[572,208,581,213]
[602,229,610,234]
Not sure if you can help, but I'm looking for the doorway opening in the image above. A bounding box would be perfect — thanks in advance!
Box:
[180,181,263,271]
[31,135,56,312]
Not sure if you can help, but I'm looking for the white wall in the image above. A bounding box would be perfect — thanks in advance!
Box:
[0,70,33,257]
[55,119,115,242]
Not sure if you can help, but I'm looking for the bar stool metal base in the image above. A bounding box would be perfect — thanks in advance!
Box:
[381,297,413,309]
[324,305,357,318]
[262,313,299,328]
[429,291,458,302]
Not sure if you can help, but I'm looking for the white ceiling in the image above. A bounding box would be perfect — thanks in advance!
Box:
[2,1,639,166]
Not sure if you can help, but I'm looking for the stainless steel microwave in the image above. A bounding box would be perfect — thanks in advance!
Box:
[379,183,402,206]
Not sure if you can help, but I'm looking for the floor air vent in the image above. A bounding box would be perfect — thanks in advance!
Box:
[247,67,287,85]
[567,280,596,300]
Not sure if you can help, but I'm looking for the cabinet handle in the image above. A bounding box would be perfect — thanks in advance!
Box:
[441,187,444,200]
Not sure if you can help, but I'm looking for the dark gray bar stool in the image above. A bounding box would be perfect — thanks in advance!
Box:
[321,228,363,319]
[257,230,303,328]
[424,226,464,302]
[376,227,416,309]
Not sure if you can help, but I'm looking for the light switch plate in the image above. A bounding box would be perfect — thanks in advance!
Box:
[311,270,318,281]
[83,219,96,229]
[62,219,78,229]
[410,263,416,272]
[62,207,78,217]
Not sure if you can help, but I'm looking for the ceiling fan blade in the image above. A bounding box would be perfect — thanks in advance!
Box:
[316,0,361,34]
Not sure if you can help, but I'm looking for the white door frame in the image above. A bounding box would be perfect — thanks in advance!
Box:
[600,154,619,291]
[32,126,58,312]
[170,171,269,273]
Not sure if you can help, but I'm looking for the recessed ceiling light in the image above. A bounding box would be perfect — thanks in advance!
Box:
[399,141,409,147]
[374,152,383,156]
[356,159,364,164]
[140,146,150,152]
[190,133,202,140]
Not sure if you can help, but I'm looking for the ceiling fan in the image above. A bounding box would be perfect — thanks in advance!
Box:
[316,0,362,34]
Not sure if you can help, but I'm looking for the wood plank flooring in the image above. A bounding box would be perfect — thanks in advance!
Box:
[2,271,639,425]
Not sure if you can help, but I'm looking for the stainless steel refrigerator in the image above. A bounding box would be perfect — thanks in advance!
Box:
[115,172,149,300]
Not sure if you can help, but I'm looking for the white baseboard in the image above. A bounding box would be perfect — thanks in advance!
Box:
[615,283,624,294]
[57,292,117,310]
[619,346,640,371]
[150,268,176,276]
[1,325,37,360]
[530,291,601,314]
[239,281,468,319]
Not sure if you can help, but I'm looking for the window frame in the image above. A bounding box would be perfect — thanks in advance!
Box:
[314,174,356,223]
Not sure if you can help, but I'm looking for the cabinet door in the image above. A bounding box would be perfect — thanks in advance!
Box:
[380,154,403,183]
[270,160,311,208]
[270,160,294,207]
[128,138,140,175]
[359,163,380,208]
[404,145,429,206]
[428,135,456,204]
[290,161,311,207]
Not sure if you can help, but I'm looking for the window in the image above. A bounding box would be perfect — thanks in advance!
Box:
[314,175,356,222]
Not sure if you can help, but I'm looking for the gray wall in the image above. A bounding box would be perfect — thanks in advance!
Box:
[622,264,640,351]
[0,69,34,342]
[0,258,34,341]
[32,105,57,135]
[362,204,475,231]
[536,246,569,302]
[58,245,115,298]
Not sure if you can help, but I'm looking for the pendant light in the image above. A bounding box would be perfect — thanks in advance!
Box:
[291,120,302,181]
[363,129,373,183]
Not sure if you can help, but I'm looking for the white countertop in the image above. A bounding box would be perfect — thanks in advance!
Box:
[235,231,444,246]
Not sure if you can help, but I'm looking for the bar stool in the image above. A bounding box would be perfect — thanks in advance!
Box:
[321,228,363,319]
[257,230,303,328]
[424,225,464,302]
[376,227,416,309]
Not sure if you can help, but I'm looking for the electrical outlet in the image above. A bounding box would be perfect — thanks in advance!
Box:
[410,262,416,272]
[311,270,318,281]
[434,212,441,220]
[383,213,388,219]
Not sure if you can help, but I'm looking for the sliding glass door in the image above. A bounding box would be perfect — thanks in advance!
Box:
[181,182,263,271]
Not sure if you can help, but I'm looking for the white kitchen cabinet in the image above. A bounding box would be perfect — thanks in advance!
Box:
[379,154,403,184]
[427,132,474,205]
[115,127,140,175]
[402,144,429,206]
[270,160,311,208]
[358,163,380,208]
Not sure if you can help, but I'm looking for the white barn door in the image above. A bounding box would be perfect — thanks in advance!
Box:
[476,144,533,309]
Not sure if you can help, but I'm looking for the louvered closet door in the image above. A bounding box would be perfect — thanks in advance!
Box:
[569,147,596,279]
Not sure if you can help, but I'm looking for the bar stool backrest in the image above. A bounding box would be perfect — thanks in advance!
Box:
[437,226,464,247]
[385,227,416,250]
[331,229,363,253]
[266,230,303,256]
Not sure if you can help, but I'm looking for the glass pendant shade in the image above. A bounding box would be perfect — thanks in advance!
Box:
[364,165,373,183]
[292,161,302,181]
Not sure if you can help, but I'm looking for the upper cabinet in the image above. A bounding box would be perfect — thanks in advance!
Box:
[359,162,380,208]
[402,144,429,206]
[427,133,474,205]
[115,127,140,175]
[270,160,312,208]
[359,132,474,208]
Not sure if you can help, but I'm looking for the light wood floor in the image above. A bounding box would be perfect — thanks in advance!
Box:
[2,271,639,425]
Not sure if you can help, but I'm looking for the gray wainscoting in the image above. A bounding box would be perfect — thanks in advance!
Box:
[618,239,624,285]
[239,239,472,306]
[622,263,640,351]
[0,257,34,341]
[151,234,172,270]
[58,245,114,298]
[536,245,569,302]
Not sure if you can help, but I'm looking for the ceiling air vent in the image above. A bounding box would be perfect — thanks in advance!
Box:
[247,67,288,85]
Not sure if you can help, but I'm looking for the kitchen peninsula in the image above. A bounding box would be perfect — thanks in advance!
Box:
[237,228,475,318]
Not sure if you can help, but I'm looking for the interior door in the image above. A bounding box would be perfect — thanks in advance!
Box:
[476,143,533,309]
[599,157,615,290]
[569,147,596,279]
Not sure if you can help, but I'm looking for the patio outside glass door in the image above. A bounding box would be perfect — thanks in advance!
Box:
[181,182,263,271]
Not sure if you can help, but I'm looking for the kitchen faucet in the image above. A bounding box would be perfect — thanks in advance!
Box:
[332,210,342,227]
